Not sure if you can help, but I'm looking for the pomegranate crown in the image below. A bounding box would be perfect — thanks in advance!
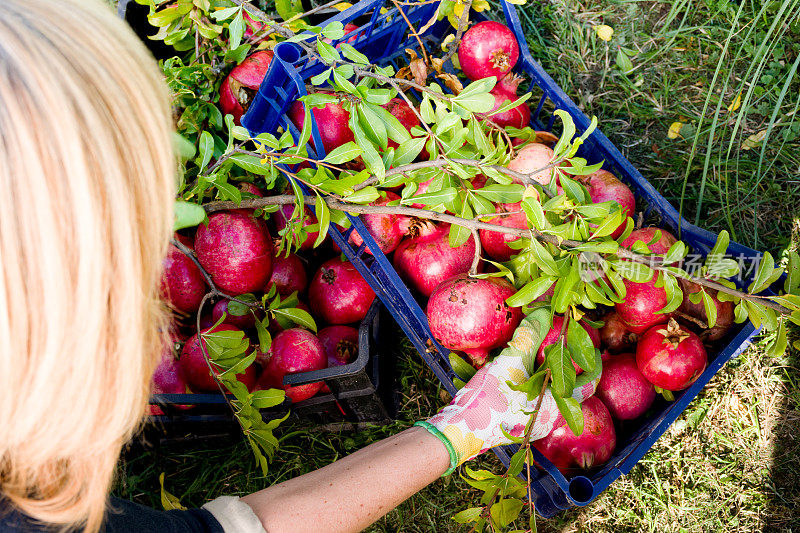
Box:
[656,318,692,347]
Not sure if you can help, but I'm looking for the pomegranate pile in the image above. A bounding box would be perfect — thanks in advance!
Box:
[144,0,796,491]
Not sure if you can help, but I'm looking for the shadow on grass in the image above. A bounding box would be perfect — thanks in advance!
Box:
[763,345,800,532]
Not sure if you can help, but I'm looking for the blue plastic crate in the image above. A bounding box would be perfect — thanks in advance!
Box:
[241,0,764,517]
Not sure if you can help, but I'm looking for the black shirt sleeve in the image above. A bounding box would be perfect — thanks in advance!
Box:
[0,497,224,533]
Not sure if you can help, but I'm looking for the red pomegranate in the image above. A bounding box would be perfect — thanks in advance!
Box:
[483,74,530,130]
[578,169,635,239]
[426,274,522,367]
[533,396,616,474]
[479,202,528,262]
[678,279,735,341]
[458,21,520,81]
[508,143,558,185]
[194,211,273,295]
[393,222,478,297]
[621,227,678,255]
[534,315,601,374]
[595,353,656,420]
[309,257,376,325]
[150,333,192,415]
[258,328,327,403]
[636,318,707,391]
[288,98,354,156]
[179,324,257,392]
[219,50,274,125]
[266,252,308,296]
[160,239,207,314]
[348,192,412,255]
[599,311,638,353]
[614,277,672,334]
[318,325,359,367]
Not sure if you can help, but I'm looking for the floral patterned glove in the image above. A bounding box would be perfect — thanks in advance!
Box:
[415,311,601,475]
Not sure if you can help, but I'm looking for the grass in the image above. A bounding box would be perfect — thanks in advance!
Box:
[114,0,800,530]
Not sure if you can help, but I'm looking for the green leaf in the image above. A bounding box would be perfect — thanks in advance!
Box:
[452,92,495,113]
[197,131,214,171]
[228,9,245,50]
[173,200,206,231]
[323,141,362,164]
[552,261,579,314]
[567,319,596,373]
[339,43,369,64]
[529,239,560,277]
[769,319,788,356]
[229,153,270,175]
[613,260,655,283]
[506,276,556,307]
[559,175,586,203]
[159,473,187,511]
[226,293,256,316]
[449,202,473,247]
[373,105,412,144]
[410,187,458,208]
[749,252,775,293]
[211,6,240,21]
[615,47,634,74]
[507,449,527,477]
[522,197,547,230]
[345,186,380,204]
[656,273,684,314]
[310,68,332,86]
[272,307,317,333]
[392,137,426,166]
[453,507,483,524]
[553,394,584,436]
[449,352,477,382]
[702,290,718,328]
[314,195,330,248]
[490,499,524,529]
[254,317,272,353]
[250,388,286,409]
[709,230,730,258]
[785,251,800,293]
[351,120,384,179]
[320,20,345,40]
[545,342,575,398]
[316,38,340,63]
[474,183,525,204]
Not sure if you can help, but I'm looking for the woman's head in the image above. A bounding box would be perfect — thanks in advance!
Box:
[0,0,175,530]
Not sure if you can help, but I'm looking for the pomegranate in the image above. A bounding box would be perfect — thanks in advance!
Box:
[266,252,308,296]
[426,274,522,367]
[195,211,273,295]
[160,239,207,313]
[271,204,320,251]
[211,299,256,330]
[258,328,327,403]
[239,182,263,197]
[458,21,520,81]
[599,311,638,353]
[180,324,257,392]
[621,227,677,255]
[534,315,601,374]
[382,98,420,150]
[636,318,708,391]
[595,353,656,420]
[578,169,635,239]
[483,74,530,130]
[393,222,477,297]
[348,192,412,255]
[309,257,376,324]
[219,50,274,125]
[479,202,528,262]
[150,333,191,415]
[318,325,359,367]
[678,279,734,341]
[614,277,672,334]
[288,98,354,156]
[508,143,558,185]
[533,396,616,474]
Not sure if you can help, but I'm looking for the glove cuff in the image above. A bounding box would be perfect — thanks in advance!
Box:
[413,421,459,476]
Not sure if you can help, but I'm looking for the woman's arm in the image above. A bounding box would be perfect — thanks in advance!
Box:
[240,426,450,533]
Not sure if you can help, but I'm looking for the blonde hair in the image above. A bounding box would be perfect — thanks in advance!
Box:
[0,0,176,530]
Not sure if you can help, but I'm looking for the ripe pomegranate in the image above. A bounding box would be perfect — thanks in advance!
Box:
[458,21,520,81]
[621,227,677,255]
[533,396,616,474]
[150,333,191,415]
[211,299,256,330]
[160,239,207,313]
[393,222,477,297]
[614,277,672,334]
[195,211,273,295]
[595,353,656,420]
[348,192,412,255]
[483,74,530,130]
[599,311,638,353]
[219,50,274,125]
[637,318,708,391]
[577,169,635,239]
[258,328,327,403]
[180,324,257,392]
[479,202,528,262]
[239,182,263,197]
[266,252,308,296]
[534,315,601,374]
[288,98,354,155]
[309,257,376,325]
[426,274,522,367]
[382,98,420,150]
[508,143,558,185]
[318,325,359,367]
[678,279,734,341]
[271,204,320,251]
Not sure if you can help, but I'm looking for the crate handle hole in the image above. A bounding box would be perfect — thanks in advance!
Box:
[568,476,594,505]
[275,42,302,64]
